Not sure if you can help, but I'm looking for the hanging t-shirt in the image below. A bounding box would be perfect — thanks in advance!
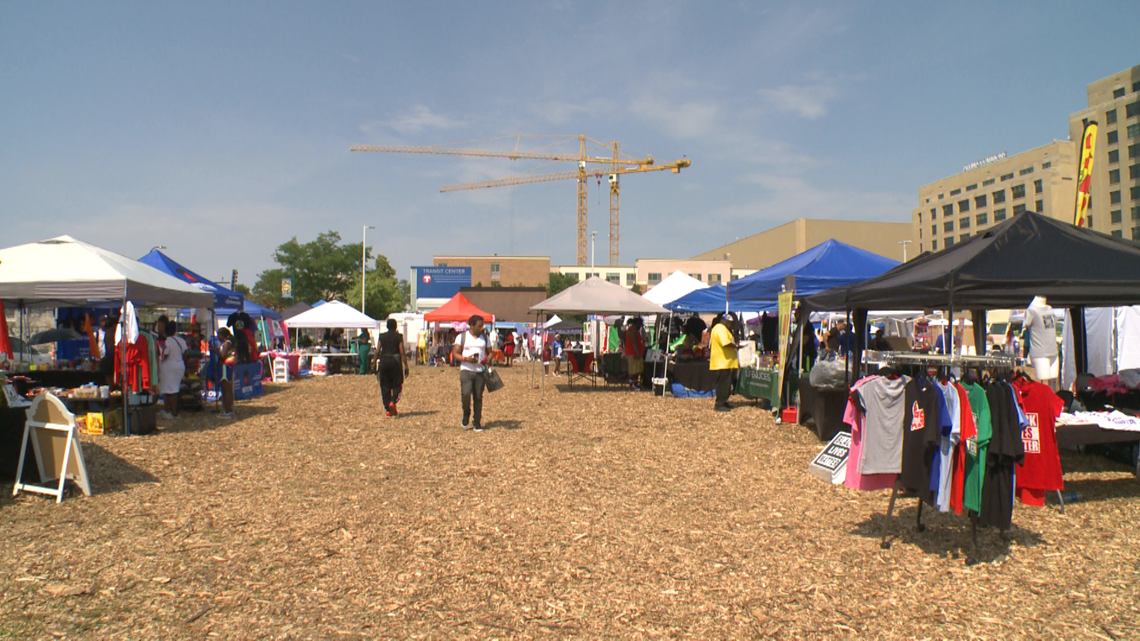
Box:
[901,377,948,506]
[1023,302,1058,359]
[948,382,977,515]
[844,376,900,491]
[962,381,992,515]
[850,374,909,475]
[980,381,1025,530]
[934,380,962,513]
[1012,376,1065,501]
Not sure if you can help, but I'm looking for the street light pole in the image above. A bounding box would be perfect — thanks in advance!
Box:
[590,231,597,278]
[899,239,912,262]
[362,225,376,313]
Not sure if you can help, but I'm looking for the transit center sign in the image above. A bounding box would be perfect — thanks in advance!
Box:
[413,266,471,299]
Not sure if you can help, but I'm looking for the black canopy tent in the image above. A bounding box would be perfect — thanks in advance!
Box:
[801,211,1140,376]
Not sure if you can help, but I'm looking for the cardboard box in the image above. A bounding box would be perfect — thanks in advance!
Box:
[83,410,120,435]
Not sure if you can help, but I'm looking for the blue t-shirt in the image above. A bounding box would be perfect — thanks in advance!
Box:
[552,340,563,358]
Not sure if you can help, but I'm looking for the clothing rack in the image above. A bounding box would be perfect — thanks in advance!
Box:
[864,350,1027,563]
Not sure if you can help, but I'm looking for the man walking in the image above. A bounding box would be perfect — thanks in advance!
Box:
[452,314,489,431]
[710,313,739,412]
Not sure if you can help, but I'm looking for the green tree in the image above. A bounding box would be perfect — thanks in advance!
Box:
[232,283,253,297]
[252,231,371,308]
[345,256,407,320]
[547,272,579,297]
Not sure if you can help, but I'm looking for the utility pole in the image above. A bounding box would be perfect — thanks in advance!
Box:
[898,240,912,262]
[362,225,376,313]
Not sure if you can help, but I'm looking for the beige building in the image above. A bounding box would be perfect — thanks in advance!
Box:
[555,264,638,288]
[1068,64,1140,239]
[433,255,550,288]
[692,218,912,268]
[912,141,1078,253]
[637,259,732,290]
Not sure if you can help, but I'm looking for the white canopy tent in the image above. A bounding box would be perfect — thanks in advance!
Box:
[284,300,381,330]
[531,277,669,316]
[642,270,709,306]
[0,235,214,309]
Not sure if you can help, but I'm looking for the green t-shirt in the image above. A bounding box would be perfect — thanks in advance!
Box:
[963,382,992,514]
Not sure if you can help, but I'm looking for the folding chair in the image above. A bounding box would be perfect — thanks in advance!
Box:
[566,351,597,388]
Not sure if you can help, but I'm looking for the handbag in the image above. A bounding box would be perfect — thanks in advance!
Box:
[484,367,505,392]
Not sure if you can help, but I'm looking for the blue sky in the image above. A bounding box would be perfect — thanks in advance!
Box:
[2,2,1137,290]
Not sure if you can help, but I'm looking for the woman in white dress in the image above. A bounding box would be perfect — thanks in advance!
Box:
[158,321,187,419]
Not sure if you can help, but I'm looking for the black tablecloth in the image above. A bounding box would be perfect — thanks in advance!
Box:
[797,375,848,441]
[670,361,717,392]
[0,407,37,481]
[12,370,106,395]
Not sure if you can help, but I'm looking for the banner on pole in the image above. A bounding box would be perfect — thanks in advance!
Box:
[776,291,794,409]
[1074,120,1098,227]
[281,277,293,299]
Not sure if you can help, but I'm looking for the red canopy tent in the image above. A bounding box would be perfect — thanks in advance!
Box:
[423,293,494,323]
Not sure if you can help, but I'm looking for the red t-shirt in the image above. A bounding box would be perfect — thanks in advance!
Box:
[1012,377,1065,491]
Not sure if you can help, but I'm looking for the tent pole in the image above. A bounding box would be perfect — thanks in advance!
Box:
[120,298,130,437]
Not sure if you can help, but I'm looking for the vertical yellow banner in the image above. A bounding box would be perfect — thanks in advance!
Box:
[776,291,794,409]
[1074,121,1098,227]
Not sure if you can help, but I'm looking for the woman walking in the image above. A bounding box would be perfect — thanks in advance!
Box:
[373,319,409,417]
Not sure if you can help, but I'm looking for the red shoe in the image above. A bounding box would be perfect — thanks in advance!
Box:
[388,402,398,417]
[385,410,392,418]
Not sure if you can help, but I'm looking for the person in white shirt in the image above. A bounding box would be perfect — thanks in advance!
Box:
[451,315,490,431]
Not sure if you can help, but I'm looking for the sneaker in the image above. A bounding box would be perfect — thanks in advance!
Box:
[385,410,392,418]
[461,419,470,429]
[713,406,732,413]
[472,424,484,432]
[388,402,398,417]
[218,411,235,419]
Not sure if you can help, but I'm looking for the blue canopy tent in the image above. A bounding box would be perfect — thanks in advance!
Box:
[666,239,899,312]
[138,249,244,310]
[729,239,899,302]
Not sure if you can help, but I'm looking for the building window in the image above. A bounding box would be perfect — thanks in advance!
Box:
[1042,161,1052,169]
[1131,164,1140,180]
[943,204,953,217]
[993,190,1006,204]
[1135,81,1140,93]
[1035,200,1043,212]
[1019,166,1034,176]
[994,208,1007,222]
[1127,101,1140,118]
[983,178,996,186]
[931,240,938,251]
[1111,190,1122,205]
[918,212,923,224]
[1000,173,1014,181]
[1135,227,1140,240]
[1110,169,1121,184]
[606,272,620,284]
[950,188,961,196]
[648,272,662,284]
[1129,124,1140,138]
[1107,109,1118,125]
[1013,204,1027,215]
[945,237,955,248]
[1112,230,1123,238]
[1011,184,1026,199]
[1034,179,1043,194]
[938,193,944,199]
[1115,87,1127,99]
[960,217,971,229]
[490,262,501,280]
[1132,186,1140,201]
[975,194,987,208]
[959,199,970,213]
[626,273,636,285]
[1111,210,1123,224]
[1087,215,1093,227]
[931,224,937,236]
[708,273,722,285]
[919,227,922,239]
[976,212,988,225]
[960,233,971,242]
[690,273,701,281]
[930,207,936,218]
[1109,149,1120,163]
[966,183,978,191]
[1108,130,1119,145]
[944,221,954,233]
[1133,206,1140,220]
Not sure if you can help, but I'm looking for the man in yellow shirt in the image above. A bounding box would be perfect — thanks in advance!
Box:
[709,313,739,412]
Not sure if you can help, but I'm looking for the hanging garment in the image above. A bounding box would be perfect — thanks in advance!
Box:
[934,380,963,513]
[1012,376,1065,506]
[979,382,1025,530]
[962,381,992,515]
[844,375,902,490]
[901,377,949,506]
[949,382,977,515]
[849,374,910,476]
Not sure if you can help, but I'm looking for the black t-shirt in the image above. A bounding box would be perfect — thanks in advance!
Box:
[900,377,941,505]
[378,331,403,358]
[979,381,1025,530]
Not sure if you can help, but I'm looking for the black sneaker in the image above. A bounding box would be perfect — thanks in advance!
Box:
[461,419,470,429]
[472,424,484,432]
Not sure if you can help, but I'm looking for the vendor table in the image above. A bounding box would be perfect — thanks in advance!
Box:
[737,367,780,408]
[670,361,716,392]
[797,375,848,441]
[1056,421,1140,475]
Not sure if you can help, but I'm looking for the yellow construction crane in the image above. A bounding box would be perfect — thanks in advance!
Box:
[351,135,689,266]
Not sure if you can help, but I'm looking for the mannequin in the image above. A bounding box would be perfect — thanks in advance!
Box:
[1023,296,1058,386]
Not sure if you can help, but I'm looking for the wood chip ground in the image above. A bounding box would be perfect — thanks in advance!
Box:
[2,364,1139,638]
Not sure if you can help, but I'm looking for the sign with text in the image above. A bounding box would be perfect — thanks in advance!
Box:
[809,431,851,484]
[281,277,293,299]
[414,266,471,299]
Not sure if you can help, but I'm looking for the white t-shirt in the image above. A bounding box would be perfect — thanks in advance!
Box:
[454,331,487,372]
